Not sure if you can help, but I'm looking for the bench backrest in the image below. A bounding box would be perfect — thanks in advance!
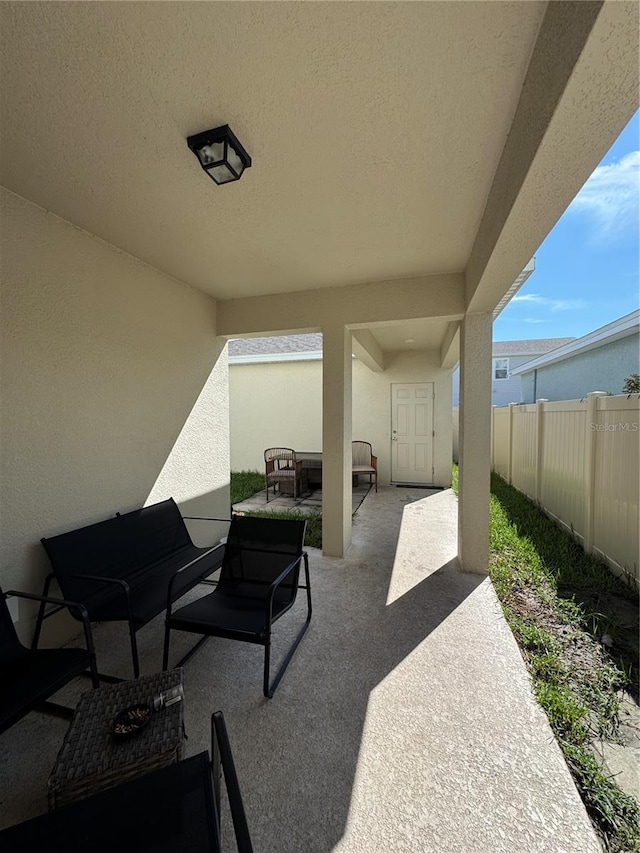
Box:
[41,498,192,603]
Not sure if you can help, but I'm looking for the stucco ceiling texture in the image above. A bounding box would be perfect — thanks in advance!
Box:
[0,2,546,300]
[370,319,451,352]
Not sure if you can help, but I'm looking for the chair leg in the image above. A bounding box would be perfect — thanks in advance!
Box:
[263,633,272,698]
[37,701,75,720]
[263,554,313,698]
[170,634,212,670]
[31,573,55,650]
[129,619,140,679]
[88,649,100,689]
[162,622,171,671]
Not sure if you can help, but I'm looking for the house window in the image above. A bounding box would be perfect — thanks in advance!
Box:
[494,358,509,380]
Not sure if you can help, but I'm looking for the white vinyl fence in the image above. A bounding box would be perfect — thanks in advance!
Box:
[491,392,639,586]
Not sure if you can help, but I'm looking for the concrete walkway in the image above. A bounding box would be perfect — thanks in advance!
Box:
[0,487,600,851]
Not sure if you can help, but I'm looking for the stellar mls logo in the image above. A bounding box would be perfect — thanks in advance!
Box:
[588,422,639,432]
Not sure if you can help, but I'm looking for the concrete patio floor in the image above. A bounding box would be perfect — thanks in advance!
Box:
[233,482,373,516]
[0,487,600,852]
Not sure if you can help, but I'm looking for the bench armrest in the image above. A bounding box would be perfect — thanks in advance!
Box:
[58,572,132,598]
[6,588,96,657]
[56,573,134,634]
[166,543,225,617]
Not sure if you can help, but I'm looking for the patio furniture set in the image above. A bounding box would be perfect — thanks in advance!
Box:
[264,439,378,501]
[1,498,314,849]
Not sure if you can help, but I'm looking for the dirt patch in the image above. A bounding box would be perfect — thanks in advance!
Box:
[569,589,640,701]
[511,584,640,805]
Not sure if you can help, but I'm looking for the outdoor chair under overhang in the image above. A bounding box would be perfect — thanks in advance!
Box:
[0,710,253,853]
[264,447,305,501]
[1,587,99,735]
[163,515,312,698]
[352,441,378,492]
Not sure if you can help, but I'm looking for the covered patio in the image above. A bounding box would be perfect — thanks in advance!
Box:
[0,487,599,851]
[0,2,637,849]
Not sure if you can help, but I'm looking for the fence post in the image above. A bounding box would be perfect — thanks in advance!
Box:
[490,406,495,472]
[535,399,548,504]
[507,402,517,485]
[584,391,607,553]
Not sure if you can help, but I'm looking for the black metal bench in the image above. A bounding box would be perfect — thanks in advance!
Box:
[34,498,226,679]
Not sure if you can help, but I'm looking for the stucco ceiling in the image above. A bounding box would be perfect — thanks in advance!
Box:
[369,319,451,352]
[0,2,546,301]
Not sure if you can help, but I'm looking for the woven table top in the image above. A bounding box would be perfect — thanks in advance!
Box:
[49,670,184,786]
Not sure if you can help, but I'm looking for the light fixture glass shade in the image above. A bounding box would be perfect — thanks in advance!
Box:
[207,163,237,184]
[196,142,225,167]
[187,125,251,186]
[226,142,245,178]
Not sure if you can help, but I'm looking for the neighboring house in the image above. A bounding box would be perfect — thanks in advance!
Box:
[451,338,575,407]
[229,333,454,490]
[513,311,640,403]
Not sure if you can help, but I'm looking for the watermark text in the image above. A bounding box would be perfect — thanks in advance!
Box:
[589,422,639,432]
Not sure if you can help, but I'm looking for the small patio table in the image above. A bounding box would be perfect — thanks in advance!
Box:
[47,669,185,810]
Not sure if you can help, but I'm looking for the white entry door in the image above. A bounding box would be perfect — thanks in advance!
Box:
[391,383,434,485]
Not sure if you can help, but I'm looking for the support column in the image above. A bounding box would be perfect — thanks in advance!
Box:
[322,325,353,557]
[458,312,492,574]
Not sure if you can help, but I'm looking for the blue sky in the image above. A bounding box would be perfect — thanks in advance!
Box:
[494,111,639,343]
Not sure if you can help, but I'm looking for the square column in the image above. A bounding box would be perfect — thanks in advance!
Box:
[458,312,492,573]
[322,325,352,557]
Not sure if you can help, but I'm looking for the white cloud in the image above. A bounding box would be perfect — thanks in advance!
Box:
[523,318,546,324]
[511,293,587,312]
[568,150,640,238]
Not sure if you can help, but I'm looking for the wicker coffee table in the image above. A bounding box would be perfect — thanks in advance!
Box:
[48,669,185,810]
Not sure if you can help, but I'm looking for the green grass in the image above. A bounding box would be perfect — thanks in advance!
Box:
[230,471,322,548]
[452,464,640,852]
[241,508,322,550]
[230,470,264,504]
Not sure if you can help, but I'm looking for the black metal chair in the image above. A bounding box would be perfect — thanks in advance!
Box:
[0,710,253,853]
[163,515,312,698]
[1,587,99,735]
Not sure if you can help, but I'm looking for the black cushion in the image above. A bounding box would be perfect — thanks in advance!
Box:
[168,586,295,641]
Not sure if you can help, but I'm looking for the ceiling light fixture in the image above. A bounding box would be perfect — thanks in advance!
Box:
[187,125,252,185]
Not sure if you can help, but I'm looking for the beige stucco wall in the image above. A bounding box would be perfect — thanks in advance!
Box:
[230,360,322,470]
[0,188,230,643]
[230,350,452,488]
[353,351,452,488]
